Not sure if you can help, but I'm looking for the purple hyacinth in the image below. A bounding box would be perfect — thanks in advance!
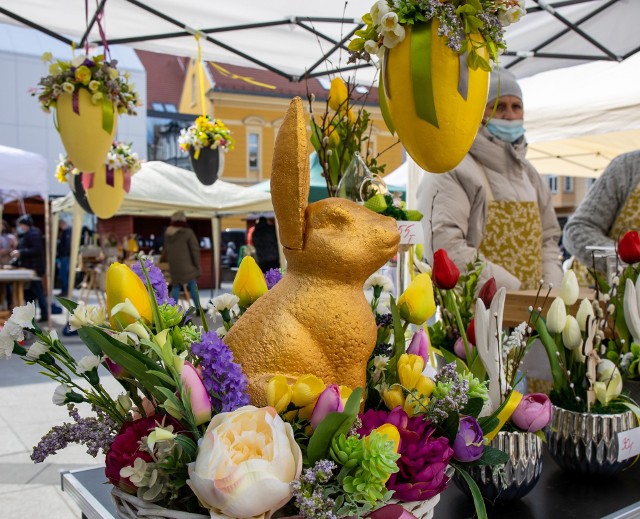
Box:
[264,268,283,289]
[190,331,249,413]
[131,259,175,305]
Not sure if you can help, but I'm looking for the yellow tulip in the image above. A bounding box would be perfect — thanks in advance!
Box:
[267,375,292,413]
[291,374,326,408]
[106,262,152,328]
[398,353,425,390]
[403,392,429,417]
[324,125,340,148]
[397,273,436,325]
[328,77,348,111]
[382,384,405,410]
[232,256,268,308]
[339,385,353,408]
[414,375,435,398]
[345,107,356,125]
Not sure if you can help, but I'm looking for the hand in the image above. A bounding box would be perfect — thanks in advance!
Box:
[10,250,20,259]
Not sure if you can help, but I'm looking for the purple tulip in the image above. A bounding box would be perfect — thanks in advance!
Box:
[103,358,129,379]
[368,504,418,519]
[510,393,552,432]
[180,361,212,426]
[452,416,484,462]
[310,384,343,429]
[407,329,430,365]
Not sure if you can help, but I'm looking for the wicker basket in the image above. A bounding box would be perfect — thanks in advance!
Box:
[111,487,208,519]
[112,485,443,519]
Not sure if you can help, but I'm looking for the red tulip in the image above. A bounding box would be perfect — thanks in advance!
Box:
[478,277,497,307]
[466,318,476,346]
[619,231,640,265]
[432,249,460,289]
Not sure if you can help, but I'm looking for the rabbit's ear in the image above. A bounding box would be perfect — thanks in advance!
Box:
[271,97,310,250]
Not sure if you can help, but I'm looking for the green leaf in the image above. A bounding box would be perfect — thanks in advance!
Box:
[55,296,78,313]
[77,327,169,403]
[440,411,460,442]
[465,445,509,467]
[453,465,488,519]
[385,297,405,382]
[461,397,485,418]
[307,388,363,465]
[148,370,177,387]
[456,4,477,15]
[174,434,198,459]
[478,416,498,435]
[348,38,365,51]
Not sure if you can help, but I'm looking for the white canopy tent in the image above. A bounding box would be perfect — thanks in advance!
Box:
[51,161,273,292]
[0,1,637,84]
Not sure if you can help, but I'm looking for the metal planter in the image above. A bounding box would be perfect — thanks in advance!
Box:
[545,405,636,475]
[454,431,543,501]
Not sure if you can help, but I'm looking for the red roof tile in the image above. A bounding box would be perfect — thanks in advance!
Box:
[135,50,189,109]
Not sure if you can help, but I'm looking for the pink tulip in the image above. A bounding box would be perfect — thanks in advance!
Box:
[454,337,474,360]
[510,393,552,432]
[407,329,430,365]
[310,384,343,429]
[103,358,129,379]
[180,361,212,426]
[368,504,418,519]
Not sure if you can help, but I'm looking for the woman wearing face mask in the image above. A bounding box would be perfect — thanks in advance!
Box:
[416,69,563,291]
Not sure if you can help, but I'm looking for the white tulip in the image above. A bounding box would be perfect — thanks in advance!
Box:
[594,359,623,405]
[546,297,567,334]
[562,316,582,350]
[623,277,640,344]
[575,298,595,332]
[559,270,579,306]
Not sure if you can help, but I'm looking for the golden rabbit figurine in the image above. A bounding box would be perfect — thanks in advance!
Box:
[224,97,400,405]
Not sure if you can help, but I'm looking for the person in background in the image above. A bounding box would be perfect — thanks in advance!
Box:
[57,219,71,297]
[251,216,280,272]
[0,219,17,266]
[161,210,201,309]
[225,241,238,266]
[563,150,640,269]
[416,68,563,291]
[11,215,48,322]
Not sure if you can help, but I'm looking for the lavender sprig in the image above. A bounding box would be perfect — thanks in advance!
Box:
[131,259,175,305]
[31,405,117,463]
[291,460,338,519]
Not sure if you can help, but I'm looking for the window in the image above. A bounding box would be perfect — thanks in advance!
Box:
[248,132,260,171]
[564,176,574,193]
[547,175,559,194]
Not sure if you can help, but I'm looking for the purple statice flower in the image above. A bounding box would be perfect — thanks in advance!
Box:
[426,362,469,423]
[190,331,249,413]
[131,259,175,305]
[31,405,117,463]
[264,268,283,289]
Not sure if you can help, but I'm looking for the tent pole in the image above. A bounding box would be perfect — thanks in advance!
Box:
[69,202,84,303]
[51,211,59,305]
[212,216,221,294]
[44,197,52,328]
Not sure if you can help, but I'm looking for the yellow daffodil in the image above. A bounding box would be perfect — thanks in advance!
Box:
[106,262,152,328]
[267,375,292,413]
[232,256,268,308]
[397,273,436,325]
[74,65,92,85]
[328,77,348,111]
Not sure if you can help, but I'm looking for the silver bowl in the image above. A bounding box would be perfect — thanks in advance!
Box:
[545,405,636,475]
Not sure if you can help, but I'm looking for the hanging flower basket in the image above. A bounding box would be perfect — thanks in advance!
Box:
[34,52,139,172]
[349,1,527,173]
[188,146,224,186]
[380,20,489,173]
[179,116,234,186]
[56,88,117,173]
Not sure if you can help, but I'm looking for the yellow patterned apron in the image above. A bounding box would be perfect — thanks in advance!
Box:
[574,182,640,284]
[477,166,543,290]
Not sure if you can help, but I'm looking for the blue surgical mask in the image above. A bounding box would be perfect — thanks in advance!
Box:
[485,118,525,143]
[16,226,26,235]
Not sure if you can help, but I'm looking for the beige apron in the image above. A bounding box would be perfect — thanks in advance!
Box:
[477,167,544,290]
[574,182,640,284]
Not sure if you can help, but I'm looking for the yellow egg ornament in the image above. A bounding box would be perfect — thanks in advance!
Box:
[84,165,131,219]
[380,20,489,173]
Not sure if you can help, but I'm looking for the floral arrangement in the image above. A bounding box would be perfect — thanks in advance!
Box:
[34,52,139,115]
[54,141,142,183]
[309,77,395,195]
[349,0,526,70]
[0,252,514,519]
[178,115,235,156]
[533,266,640,414]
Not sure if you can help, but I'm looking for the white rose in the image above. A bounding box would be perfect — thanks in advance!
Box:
[188,406,302,519]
